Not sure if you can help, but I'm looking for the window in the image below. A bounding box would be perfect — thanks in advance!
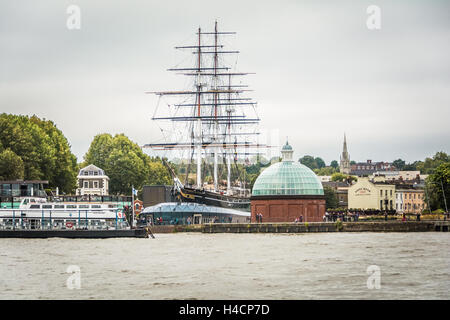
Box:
[30,204,40,209]
[94,171,98,176]
[93,181,98,189]
[54,205,65,209]
[67,205,76,209]
[390,190,392,196]
[42,205,52,209]
[84,181,89,189]
[380,190,383,196]
[79,205,89,209]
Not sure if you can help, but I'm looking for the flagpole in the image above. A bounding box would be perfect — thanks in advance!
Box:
[131,185,135,229]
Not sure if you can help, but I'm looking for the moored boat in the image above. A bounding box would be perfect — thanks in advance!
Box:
[0,197,129,231]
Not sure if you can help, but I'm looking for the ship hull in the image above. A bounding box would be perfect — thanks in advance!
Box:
[176,187,250,211]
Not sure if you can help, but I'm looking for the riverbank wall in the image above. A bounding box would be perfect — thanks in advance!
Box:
[149,221,449,234]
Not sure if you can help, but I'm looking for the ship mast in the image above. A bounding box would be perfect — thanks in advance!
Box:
[145,22,267,195]
[196,27,202,189]
[213,21,219,192]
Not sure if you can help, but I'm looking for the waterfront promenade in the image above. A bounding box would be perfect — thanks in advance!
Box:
[149,221,450,233]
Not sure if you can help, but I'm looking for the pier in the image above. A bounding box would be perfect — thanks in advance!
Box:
[147,221,450,234]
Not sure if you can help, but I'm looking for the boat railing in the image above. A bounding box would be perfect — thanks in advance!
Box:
[0,209,130,231]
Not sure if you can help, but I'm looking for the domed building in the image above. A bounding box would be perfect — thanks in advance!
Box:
[251,141,326,222]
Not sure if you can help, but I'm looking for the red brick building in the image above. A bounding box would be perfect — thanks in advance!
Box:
[251,141,326,222]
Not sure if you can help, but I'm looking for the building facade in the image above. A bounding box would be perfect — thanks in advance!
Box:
[371,171,428,185]
[322,181,350,209]
[348,177,395,211]
[250,141,326,222]
[395,187,426,214]
[76,164,109,196]
[350,160,396,176]
[339,134,351,174]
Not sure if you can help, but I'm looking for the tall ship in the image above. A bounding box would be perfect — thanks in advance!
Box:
[144,22,267,211]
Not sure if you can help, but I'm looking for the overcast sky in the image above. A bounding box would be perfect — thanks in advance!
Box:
[1,0,449,165]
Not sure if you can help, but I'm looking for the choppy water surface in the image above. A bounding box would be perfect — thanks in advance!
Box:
[0,233,449,299]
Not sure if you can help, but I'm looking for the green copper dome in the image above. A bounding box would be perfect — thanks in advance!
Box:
[252,140,324,196]
[252,161,324,196]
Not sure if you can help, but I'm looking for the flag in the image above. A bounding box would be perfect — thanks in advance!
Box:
[132,187,137,196]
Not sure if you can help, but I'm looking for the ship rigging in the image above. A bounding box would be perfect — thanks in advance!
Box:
[144,22,268,210]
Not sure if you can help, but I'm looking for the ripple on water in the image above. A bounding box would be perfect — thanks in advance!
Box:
[0,232,449,300]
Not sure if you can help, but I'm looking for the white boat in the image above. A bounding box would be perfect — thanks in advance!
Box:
[0,197,129,231]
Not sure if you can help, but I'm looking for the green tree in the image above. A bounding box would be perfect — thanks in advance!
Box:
[331,172,357,183]
[330,160,339,169]
[299,155,318,170]
[331,172,347,182]
[247,173,259,190]
[0,149,24,180]
[418,152,449,174]
[83,133,172,195]
[0,113,78,193]
[403,161,420,171]
[314,166,337,176]
[83,133,114,169]
[148,161,172,185]
[392,159,406,170]
[315,157,326,169]
[426,162,450,211]
[324,186,338,209]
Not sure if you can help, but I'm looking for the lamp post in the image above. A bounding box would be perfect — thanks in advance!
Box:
[439,179,448,214]
[131,185,135,229]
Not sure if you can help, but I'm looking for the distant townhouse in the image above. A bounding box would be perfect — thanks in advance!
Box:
[76,164,109,196]
[350,160,396,177]
[371,171,428,185]
[395,186,426,214]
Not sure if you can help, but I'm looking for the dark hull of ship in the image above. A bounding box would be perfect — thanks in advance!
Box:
[177,187,250,211]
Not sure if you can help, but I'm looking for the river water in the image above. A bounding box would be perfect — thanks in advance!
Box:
[0,233,449,299]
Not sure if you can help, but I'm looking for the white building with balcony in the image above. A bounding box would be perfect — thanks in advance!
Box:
[76,164,109,196]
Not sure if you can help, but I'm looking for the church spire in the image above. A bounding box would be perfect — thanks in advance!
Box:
[343,133,348,153]
[339,133,351,174]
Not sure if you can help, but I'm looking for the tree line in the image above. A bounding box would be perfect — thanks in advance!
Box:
[0,114,172,195]
[0,113,78,193]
